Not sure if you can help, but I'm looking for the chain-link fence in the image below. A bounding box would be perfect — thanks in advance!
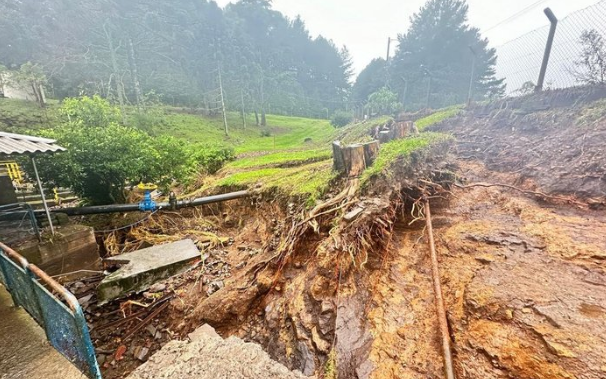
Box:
[495,0,606,96]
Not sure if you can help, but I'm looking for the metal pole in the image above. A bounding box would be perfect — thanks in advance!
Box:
[425,76,432,110]
[424,200,455,379]
[31,157,54,235]
[400,76,408,111]
[218,65,228,135]
[536,8,558,92]
[467,46,477,106]
[240,89,247,130]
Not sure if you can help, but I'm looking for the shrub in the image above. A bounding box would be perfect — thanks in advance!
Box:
[192,146,235,174]
[29,97,195,204]
[260,129,272,137]
[330,110,354,128]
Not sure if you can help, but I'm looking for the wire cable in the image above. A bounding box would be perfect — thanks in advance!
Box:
[94,208,161,234]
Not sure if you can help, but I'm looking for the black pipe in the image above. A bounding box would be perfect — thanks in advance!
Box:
[35,190,250,216]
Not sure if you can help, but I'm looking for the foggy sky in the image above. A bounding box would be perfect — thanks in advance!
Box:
[214,0,601,75]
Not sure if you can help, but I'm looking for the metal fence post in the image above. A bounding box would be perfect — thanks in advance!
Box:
[535,8,558,92]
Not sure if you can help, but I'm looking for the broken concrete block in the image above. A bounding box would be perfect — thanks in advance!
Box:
[97,239,199,305]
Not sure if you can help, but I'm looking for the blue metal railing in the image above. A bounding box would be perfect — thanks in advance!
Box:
[0,242,102,379]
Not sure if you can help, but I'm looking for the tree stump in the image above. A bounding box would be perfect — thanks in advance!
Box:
[363,141,380,166]
[342,144,366,177]
[332,141,345,171]
[379,130,392,144]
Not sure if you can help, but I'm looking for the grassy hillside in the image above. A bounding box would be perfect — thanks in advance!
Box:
[0,98,59,132]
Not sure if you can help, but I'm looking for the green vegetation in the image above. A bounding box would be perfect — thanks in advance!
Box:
[161,111,335,153]
[338,116,392,145]
[228,149,331,169]
[361,132,453,185]
[366,87,402,115]
[218,161,336,205]
[416,105,463,131]
[330,110,354,128]
[28,97,197,205]
[0,98,58,132]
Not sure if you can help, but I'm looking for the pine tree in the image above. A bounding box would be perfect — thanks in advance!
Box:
[390,0,504,110]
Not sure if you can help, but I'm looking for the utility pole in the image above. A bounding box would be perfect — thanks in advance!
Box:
[467,46,477,106]
[385,37,393,87]
[400,76,408,111]
[218,65,228,136]
[240,89,247,130]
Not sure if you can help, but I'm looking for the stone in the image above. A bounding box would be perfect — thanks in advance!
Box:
[146,325,157,337]
[148,283,167,293]
[206,280,224,296]
[97,239,200,305]
[136,347,150,361]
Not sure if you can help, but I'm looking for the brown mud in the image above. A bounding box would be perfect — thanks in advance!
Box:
[74,87,606,379]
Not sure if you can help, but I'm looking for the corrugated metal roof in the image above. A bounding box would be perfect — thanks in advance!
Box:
[0,132,66,155]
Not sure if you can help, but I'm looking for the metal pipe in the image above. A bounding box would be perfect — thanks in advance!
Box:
[424,200,456,379]
[31,157,55,235]
[536,8,558,92]
[40,190,250,216]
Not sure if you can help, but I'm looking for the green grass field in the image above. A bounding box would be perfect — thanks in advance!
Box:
[1,97,461,205]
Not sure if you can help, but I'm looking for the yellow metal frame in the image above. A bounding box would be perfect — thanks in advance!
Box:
[0,161,23,184]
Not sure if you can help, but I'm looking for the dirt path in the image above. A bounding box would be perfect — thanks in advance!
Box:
[362,159,606,379]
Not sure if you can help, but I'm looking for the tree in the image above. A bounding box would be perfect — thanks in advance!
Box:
[366,87,402,115]
[29,97,194,204]
[352,58,387,103]
[390,0,503,110]
[573,29,606,85]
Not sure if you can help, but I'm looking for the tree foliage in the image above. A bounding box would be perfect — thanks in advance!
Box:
[330,110,354,128]
[0,0,353,118]
[389,0,504,110]
[352,58,387,103]
[574,29,606,85]
[366,87,402,115]
[30,97,195,204]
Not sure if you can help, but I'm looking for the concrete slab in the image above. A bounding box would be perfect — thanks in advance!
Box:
[97,239,199,304]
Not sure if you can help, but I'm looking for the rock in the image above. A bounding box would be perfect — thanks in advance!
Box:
[475,254,495,264]
[149,283,167,293]
[146,325,157,337]
[296,341,316,376]
[136,347,150,361]
[505,309,514,320]
[206,280,224,296]
[97,354,106,366]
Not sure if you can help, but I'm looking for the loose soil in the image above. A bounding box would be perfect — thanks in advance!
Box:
[62,87,606,379]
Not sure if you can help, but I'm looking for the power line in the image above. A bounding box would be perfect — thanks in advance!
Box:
[484,0,550,33]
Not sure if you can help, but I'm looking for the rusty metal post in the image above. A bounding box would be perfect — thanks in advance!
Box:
[424,200,456,379]
[535,8,558,92]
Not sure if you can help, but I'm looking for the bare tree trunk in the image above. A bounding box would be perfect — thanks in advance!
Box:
[128,37,143,112]
[103,21,126,124]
